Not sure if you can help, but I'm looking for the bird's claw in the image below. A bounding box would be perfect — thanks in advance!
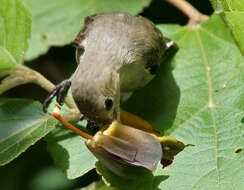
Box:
[43,79,71,112]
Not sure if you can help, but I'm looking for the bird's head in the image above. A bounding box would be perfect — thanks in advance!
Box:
[73,86,120,126]
[72,44,121,125]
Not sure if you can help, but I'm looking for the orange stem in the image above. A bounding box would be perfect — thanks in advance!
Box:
[53,105,93,140]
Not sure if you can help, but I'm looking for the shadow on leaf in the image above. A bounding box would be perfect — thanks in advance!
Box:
[241,117,244,124]
[96,161,169,190]
[46,134,70,176]
[122,55,180,134]
[153,175,169,190]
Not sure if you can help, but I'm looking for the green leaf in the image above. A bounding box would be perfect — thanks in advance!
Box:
[23,0,151,60]
[209,0,223,12]
[43,13,244,188]
[123,14,244,189]
[45,90,97,179]
[28,166,76,190]
[210,0,244,55]
[0,0,31,72]
[46,121,97,179]
[96,162,155,190]
[0,98,56,166]
[80,180,116,190]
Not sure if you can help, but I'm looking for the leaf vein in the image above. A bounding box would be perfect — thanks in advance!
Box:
[0,116,49,144]
[0,116,43,121]
[0,121,41,154]
[170,105,208,135]
[210,108,221,189]
[195,29,213,108]
[0,46,18,65]
[199,27,235,46]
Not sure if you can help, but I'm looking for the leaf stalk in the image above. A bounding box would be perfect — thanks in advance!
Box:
[0,64,79,114]
[164,0,209,25]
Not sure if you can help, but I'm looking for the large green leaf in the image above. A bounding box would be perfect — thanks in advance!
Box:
[45,91,98,179]
[80,180,116,190]
[44,13,244,189]
[23,0,151,60]
[122,14,244,189]
[0,0,31,71]
[210,0,244,55]
[46,121,97,179]
[96,162,155,190]
[209,0,223,12]
[28,166,76,190]
[0,98,57,166]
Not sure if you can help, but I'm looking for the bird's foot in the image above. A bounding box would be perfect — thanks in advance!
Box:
[43,79,71,112]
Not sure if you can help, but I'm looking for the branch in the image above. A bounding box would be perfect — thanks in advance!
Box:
[0,64,79,114]
[164,0,209,26]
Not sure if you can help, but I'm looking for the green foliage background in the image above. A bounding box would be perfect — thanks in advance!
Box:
[0,0,243,190]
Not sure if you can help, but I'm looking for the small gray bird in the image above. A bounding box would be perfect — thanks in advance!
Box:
[43,12,174,125]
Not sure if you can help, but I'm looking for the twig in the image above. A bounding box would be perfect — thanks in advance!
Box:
[164,0,209,25]
[0,75,29,94]
[0,64,79,114]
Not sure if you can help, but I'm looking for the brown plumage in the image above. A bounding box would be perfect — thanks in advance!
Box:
[71,12,167,125]
[43,12,171,125]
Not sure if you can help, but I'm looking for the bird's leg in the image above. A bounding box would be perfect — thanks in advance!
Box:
[43,79,71,112]
[120,109,161,136]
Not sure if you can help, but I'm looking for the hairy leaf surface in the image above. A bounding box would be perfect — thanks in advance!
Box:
[210,0,244,55]
[23,0,151,60]
[0,0,31,75]
[123,14,244,190]
[0,99,56,166]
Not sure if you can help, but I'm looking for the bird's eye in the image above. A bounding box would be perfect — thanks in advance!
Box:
[104,98,113,111]
[75,46,85,64]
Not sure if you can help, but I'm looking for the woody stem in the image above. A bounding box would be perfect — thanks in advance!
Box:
[164,0,209,25]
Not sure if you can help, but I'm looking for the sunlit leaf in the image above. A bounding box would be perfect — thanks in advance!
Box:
[44,13,244,189]
[0,0,31,73]
[210,0,244,55]
[46,121,97,179]
[123,14,244,189]
[0,98,56,166]
[23,0,151,60]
